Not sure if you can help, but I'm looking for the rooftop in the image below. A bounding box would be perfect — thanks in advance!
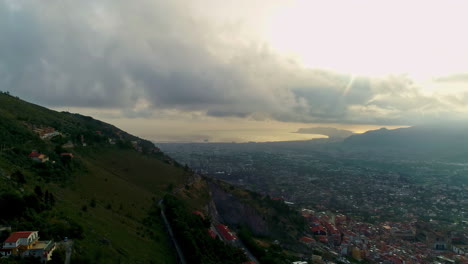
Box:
[4,231,37,243]
[29,240,54,251]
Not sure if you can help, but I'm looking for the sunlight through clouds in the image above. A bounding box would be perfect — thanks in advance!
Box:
[2,0,468,142]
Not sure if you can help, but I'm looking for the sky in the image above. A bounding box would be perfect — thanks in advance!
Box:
[2,0,468,142]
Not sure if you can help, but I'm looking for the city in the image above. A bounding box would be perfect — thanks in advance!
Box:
[161,142,468,263]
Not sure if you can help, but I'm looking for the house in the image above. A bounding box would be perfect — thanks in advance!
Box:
[62,141,74,148]
[352,247,362,261]
[23,240,56,262]
[28,152,49,163]
[1,231,39,256]
[453,244,468,255]
[1,231,56,262]
[32,127,60,140]
[299,236,315,247]
[40,131,60,140]
[60,153,74,159]
[216,224,237,242]
[316,235,328,244]
[310,225,327,236]
[192,211,205,219]
[207,229,217,239]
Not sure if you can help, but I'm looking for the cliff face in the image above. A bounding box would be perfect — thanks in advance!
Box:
[208,181,270,236]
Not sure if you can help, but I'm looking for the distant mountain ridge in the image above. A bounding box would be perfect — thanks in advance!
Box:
[343,124,468,161]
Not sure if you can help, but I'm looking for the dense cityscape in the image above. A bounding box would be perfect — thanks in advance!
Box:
[161,142,468,263]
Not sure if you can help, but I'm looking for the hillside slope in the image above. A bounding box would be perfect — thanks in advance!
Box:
[0,92,190,263]
[0,91,338,263]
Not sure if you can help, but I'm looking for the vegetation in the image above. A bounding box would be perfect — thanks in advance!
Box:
[163,194,247,264]
[238,226,291,264]
[211,178,307,241]
[0,92,189,263]
[0,91,291,263]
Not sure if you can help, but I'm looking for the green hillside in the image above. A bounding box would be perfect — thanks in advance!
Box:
[0,91,190,263]
[0,91,320,264]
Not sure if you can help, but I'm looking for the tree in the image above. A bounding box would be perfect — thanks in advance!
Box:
[34,186,43,198]
[49,193,56,206]
[12,170,26,184]
[49,248,66,264]
[45,190,50,204]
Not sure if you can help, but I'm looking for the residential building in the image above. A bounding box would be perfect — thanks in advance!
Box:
[28,152,49,163]
[1,231,39,256]
[1,231,56,262]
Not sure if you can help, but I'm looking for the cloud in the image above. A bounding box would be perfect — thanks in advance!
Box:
[435,73,468,83]
[0,0,466,126]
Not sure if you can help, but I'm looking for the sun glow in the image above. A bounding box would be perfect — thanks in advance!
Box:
[265,0,468,80]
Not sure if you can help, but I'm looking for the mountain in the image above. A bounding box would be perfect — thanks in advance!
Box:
[0,91,191,263]
[0,92,315,264]
[343,124,468,161]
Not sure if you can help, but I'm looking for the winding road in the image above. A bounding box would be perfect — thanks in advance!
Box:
[64,240,73,264]
[159,200,187,264]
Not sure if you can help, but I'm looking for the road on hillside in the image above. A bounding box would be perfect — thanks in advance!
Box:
[210,214,259,263]
[64,240,73,264]
[159,200,187,264]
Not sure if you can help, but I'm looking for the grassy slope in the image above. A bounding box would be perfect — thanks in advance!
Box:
[174,175,211,211]
[0,92,190,263]
[52,148,188,263]
[0,146,188,263]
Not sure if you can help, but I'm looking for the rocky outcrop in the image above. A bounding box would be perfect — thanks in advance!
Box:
[208,181,270,236]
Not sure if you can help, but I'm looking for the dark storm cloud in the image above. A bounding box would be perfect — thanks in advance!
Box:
[0,0,458,125]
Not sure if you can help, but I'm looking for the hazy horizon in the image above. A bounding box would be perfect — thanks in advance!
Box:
[3,0,468,142]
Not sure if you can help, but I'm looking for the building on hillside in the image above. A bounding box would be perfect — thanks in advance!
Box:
[299,236,315,247]
[310,225,327,236]
[192,211,205,219]
[62,141,75,148]
[352,247,362,261]
[452,244,468,255]
[23,240,56,262]
[32,127,60,140]
[216,224,237,242]
[28,152,49,163]
[1,231,56,262]
[207,229,217,239]
[1,231,39,256]
[40,131,61,140]
[60,153,74,159]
